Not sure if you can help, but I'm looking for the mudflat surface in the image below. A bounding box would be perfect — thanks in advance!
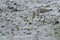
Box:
[0,0,60,40]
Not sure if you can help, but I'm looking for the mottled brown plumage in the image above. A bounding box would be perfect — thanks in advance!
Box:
[37,8,52,13]
[32,7,52,18]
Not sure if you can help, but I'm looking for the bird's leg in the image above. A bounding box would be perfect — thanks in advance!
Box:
[43,15,45,24]
[36,9,40,16]
[39,15,42,22]
[32,11,36,18]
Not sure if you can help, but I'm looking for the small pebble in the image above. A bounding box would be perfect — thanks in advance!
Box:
[1,25,4,28]
[58,10,60,12]
[55,21,59,24]
[14,3,17,5]
[29,22,32,25]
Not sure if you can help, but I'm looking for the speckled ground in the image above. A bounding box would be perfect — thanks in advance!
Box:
[0,0,60,40]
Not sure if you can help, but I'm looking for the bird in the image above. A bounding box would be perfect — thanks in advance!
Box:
[37,8,52,13]
[32,7,52,18]
[32,7,52,24]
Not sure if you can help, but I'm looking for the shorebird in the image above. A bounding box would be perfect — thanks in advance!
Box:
[32,7,52,24]
[32,7,52,18]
